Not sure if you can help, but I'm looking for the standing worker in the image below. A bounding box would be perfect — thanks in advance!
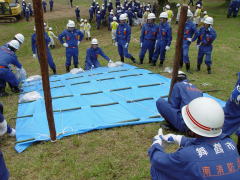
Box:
[227,0,240,18]
[165,4,173,24]
[139,13,158,64]
[108,11,114,31]
[42,0,47,13]
[85,38,113,70]
[32,25,57,74]
[192,17,217,74]
[69,0,73,8]
[49,0,54,12]
[84,19,91,41]
[0,40,25,96]
[149,97,240,180]
[25,7,30,21]
[48,27,58,49]
[96,11,102,30]
[75,6,80,22]
[181,10,198,73]
[89,6,94,23]
[115,14,136,63]
[58,20,84,72]
[194,4,202,26]
[151,12,172,67]
[79,19,84,33]
[111,16,119,45]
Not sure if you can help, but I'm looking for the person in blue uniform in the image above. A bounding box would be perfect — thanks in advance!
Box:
[75,6,80,22]
[227,0,240,18]
[0,149,9,180]
[192,17,217,74]
[85,38,113,70]
[139,13,158,64]
[149,97,240,180]
[58,20,84,72]
[151,12,172,67]
[27,3,33,16]
[24,7,30,21]
[89,6,94,23]
[108,12,114,31]
[156,71,203,132]
[42,0,47,13]
[115,14,136,63]
[181,10,198,73]
[127,8,134,26]
[49,0,54,12]
[96,11,102,29]
[32,25,57,74]
[0,40,24,96]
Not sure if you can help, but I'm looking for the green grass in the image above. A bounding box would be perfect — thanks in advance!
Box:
[0,0,239,179]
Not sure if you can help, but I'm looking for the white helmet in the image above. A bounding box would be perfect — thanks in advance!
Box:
[147,13,156,20]
[91,38,98,45]
[203,11,207,15]
[67,20,75,28]
[80,18,84,22]
[178,71,186,78]
[204,17,214,25]
[8,40,20,50]
[182,97,224,137]
[113,16,117,21]
[110,12,113,15]
[84,19,87,23]
[196,4,201,8]
[49,27,53,31]
[119,14,127,21]
[165,5,170,9]
[159,12,168,19]
[14,33,24,44]
[176,3,180,7]
[146,8,150,11]
[187,10,193,17]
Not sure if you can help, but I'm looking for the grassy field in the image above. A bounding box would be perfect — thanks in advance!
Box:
[0,0,239,179]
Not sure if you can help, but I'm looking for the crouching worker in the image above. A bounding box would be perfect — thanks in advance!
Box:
[156,71,203,132]
[0,40,24,96]
[0,103,15,137]
[0,149,9,180]
[85,38,113,70]
[149,97,240,180]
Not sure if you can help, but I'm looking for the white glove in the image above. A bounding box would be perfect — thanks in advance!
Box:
[196,44,200,50]
[152,128,163,146]
[9,128,16,137]
[165,46,170,51]
[124,43,129,48]
[140,43,142,48]
[33,54,37,59]
[63,43,68,48]
[162,133,183,146]
[78,41,80,46]
[115,42,118,46]
[186,38,192,42]
[91,65,94,68]
[109,60,113,63]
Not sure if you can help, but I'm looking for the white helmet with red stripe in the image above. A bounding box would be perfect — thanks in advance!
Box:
[182,97,224,137]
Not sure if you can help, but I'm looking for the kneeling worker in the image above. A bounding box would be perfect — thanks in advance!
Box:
[156,71,203,132]
[85,38,113,70]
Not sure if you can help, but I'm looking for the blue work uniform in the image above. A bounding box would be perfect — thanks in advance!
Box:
[42,1,47,13]
[139,23,158,62]
[156,80,203,132]
[182,20,198,64]
[193,26,217,67]
[96,13,101,29]
[223,73,240,136]
[89,7,94,22]
[58,29,84,67]
[108,14,114,30]
[21,1,27,16]
[148,134,240,180]
[31,32,56,71]
[152,22,172,63]
[116,22,133,59]
[127,9,134,26]
[108,2,113,12]
[49,0,54,11]
[28,4,33,16]
[0,150,9,180]
[75,8,80,21]
[228,0,240,17]
[85,47,110,70]
[0,46,22,89]
[25,8,30,21]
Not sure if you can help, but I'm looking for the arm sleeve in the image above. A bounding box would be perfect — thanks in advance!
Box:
[140,25,145,43]
[99,48,110,61]
[115,27,119,42]
[169,84,181,108]
[78,30,84,41]
[31,35,36,54]
[86,49,93,66]
[167,26,172,46]
[191,26,199,42]
[12,55,22,68]
[58,31,65,44]
[127,26,131,43]
[180,136,196,147]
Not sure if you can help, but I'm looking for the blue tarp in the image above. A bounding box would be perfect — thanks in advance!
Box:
[15,64,225,153]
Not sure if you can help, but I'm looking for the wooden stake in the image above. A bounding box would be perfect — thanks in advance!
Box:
[168,5,188,100]
[32,0,56,141]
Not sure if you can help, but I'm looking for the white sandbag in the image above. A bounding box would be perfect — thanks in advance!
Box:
[15,68,27,82]
[19,91,42,103]
[108,62,118,68]
[115,61,124,66]
[70,68,84,74]
[26,75,42,82]
[163,67,173,74]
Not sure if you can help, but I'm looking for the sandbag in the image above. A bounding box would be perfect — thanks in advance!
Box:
[25,75,42,82]
[70,68,84,74]
[19,91,42,103]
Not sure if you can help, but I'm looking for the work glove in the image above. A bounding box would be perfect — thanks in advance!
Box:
[124,43,129,48]
[165,46,170,51]
[115,42,118,46]
[9,128,16,137]
[186,38,192,42]
[91,65,95,69]
[140,43,142,48]
[152,128,163,146]
[162,133,183,146]
[78,41,80,46]
[109,59,113,63]
[32,54,37,59]
[63,43,69,48]
[196,44,200,50]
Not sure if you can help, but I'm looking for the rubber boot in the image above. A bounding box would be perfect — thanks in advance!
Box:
[130,56,136,63]
[151,61,156,66]
[159,60,164,67]
[11,86,20,93]
[207,66,212,74]
[52,68,57,75]
[0,87,8,97]
[120,56,124,62]
[186,63,192,74]
[138,58,143,65]
[74,64,79,68]
[196,64,201,71]
[66,66,70,72]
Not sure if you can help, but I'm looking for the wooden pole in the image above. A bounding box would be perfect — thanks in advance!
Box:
[168,5,188,100]
[32,0,56,141]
